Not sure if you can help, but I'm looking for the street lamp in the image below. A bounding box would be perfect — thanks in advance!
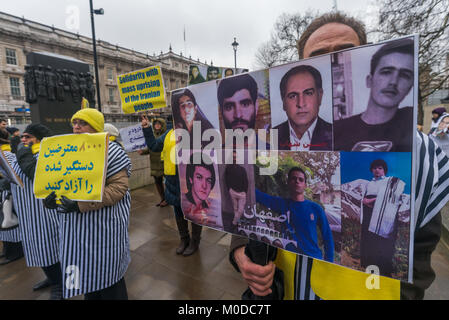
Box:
[232,37,239,74]
[89,0,104,112]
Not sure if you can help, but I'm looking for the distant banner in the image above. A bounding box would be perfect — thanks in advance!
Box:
[118,66,167,113]
[173,35,418,282]
[0,151,23,188]
[34,133,109,202]
[119,124,147,152]
[188,64,248,85]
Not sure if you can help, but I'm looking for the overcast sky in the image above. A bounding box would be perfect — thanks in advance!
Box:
[3,0,377,70]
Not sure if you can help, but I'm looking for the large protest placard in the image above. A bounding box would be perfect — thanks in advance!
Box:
[119,124,147,152]
[0,150,23,188]
[172,35,418,282]
[188,64,248,85]
[117,66,167,114]
[34,132,109,202]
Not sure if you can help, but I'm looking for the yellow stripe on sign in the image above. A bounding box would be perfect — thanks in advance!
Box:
[273,249,297,300]
[310,259,400,300]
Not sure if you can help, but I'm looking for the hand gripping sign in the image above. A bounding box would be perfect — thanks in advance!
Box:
[34,132,108,202]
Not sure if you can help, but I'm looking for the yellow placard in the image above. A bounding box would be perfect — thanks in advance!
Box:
[34,133,109,202]
[117,66,167,114]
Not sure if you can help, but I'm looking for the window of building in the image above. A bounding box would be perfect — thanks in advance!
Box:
[109,87,115,103]
[6,48,17,65]
[10,77,21,99]
[107,68,114,80]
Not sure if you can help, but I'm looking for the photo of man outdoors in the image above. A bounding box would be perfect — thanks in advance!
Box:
[255,166,334,262]
[334,38,415,152]
[340,152,411,279]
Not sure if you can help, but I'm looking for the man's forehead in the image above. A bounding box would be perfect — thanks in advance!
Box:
[375,52,414,71]
[194,165,212,176]
[224,88,252,101]
[304,22,360,58]
[180,95,193,102]
[286,71,316,88]
[289,170,305,178]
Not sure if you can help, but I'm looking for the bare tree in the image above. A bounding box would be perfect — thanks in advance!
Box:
[372,0,449,125]
[254,11,318,69]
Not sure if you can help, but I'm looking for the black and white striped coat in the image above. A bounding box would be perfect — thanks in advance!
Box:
[9,151,60,267]
[59,141,132,299]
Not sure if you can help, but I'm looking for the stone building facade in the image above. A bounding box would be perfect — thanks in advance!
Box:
[0,11,207,125]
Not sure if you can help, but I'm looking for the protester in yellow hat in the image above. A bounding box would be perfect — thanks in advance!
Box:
[44,108,132,300]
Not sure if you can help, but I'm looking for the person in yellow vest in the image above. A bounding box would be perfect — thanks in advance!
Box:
[230,12,449,300]
[141,115,203,256]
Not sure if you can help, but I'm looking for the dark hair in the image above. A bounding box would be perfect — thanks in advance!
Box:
[224,164,248,193]
[297,12,367,59]
[370,159,388,174]
[6,127,19,135]
[224,68,234,76]
[217,74,258,108]
[432,107,447,116]
[24,123,52,141]
[185,153,216,203]
[280,65,322,99]
[207,66,220,75]
[0,128,10,145]
[288,167,307,183]
[370,38,414,75]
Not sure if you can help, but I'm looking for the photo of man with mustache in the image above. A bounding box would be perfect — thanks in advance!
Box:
[334,38,414,152]
[217,74,259,133]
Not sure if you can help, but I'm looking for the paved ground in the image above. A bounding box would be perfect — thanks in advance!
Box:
[0,185,447,300]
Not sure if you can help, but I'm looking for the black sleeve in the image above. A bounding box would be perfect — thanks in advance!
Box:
[16,146,37,181]
[400,212,442,300]
[0,178,11,191]
[143,127,166,153]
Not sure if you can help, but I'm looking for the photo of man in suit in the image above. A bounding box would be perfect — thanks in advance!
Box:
[274,65,333,151]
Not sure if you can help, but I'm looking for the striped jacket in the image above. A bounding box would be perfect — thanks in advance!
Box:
[59,141,132,298]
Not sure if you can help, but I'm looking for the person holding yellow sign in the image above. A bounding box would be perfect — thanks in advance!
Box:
[43,108,131,300]
[10,124,63,299]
